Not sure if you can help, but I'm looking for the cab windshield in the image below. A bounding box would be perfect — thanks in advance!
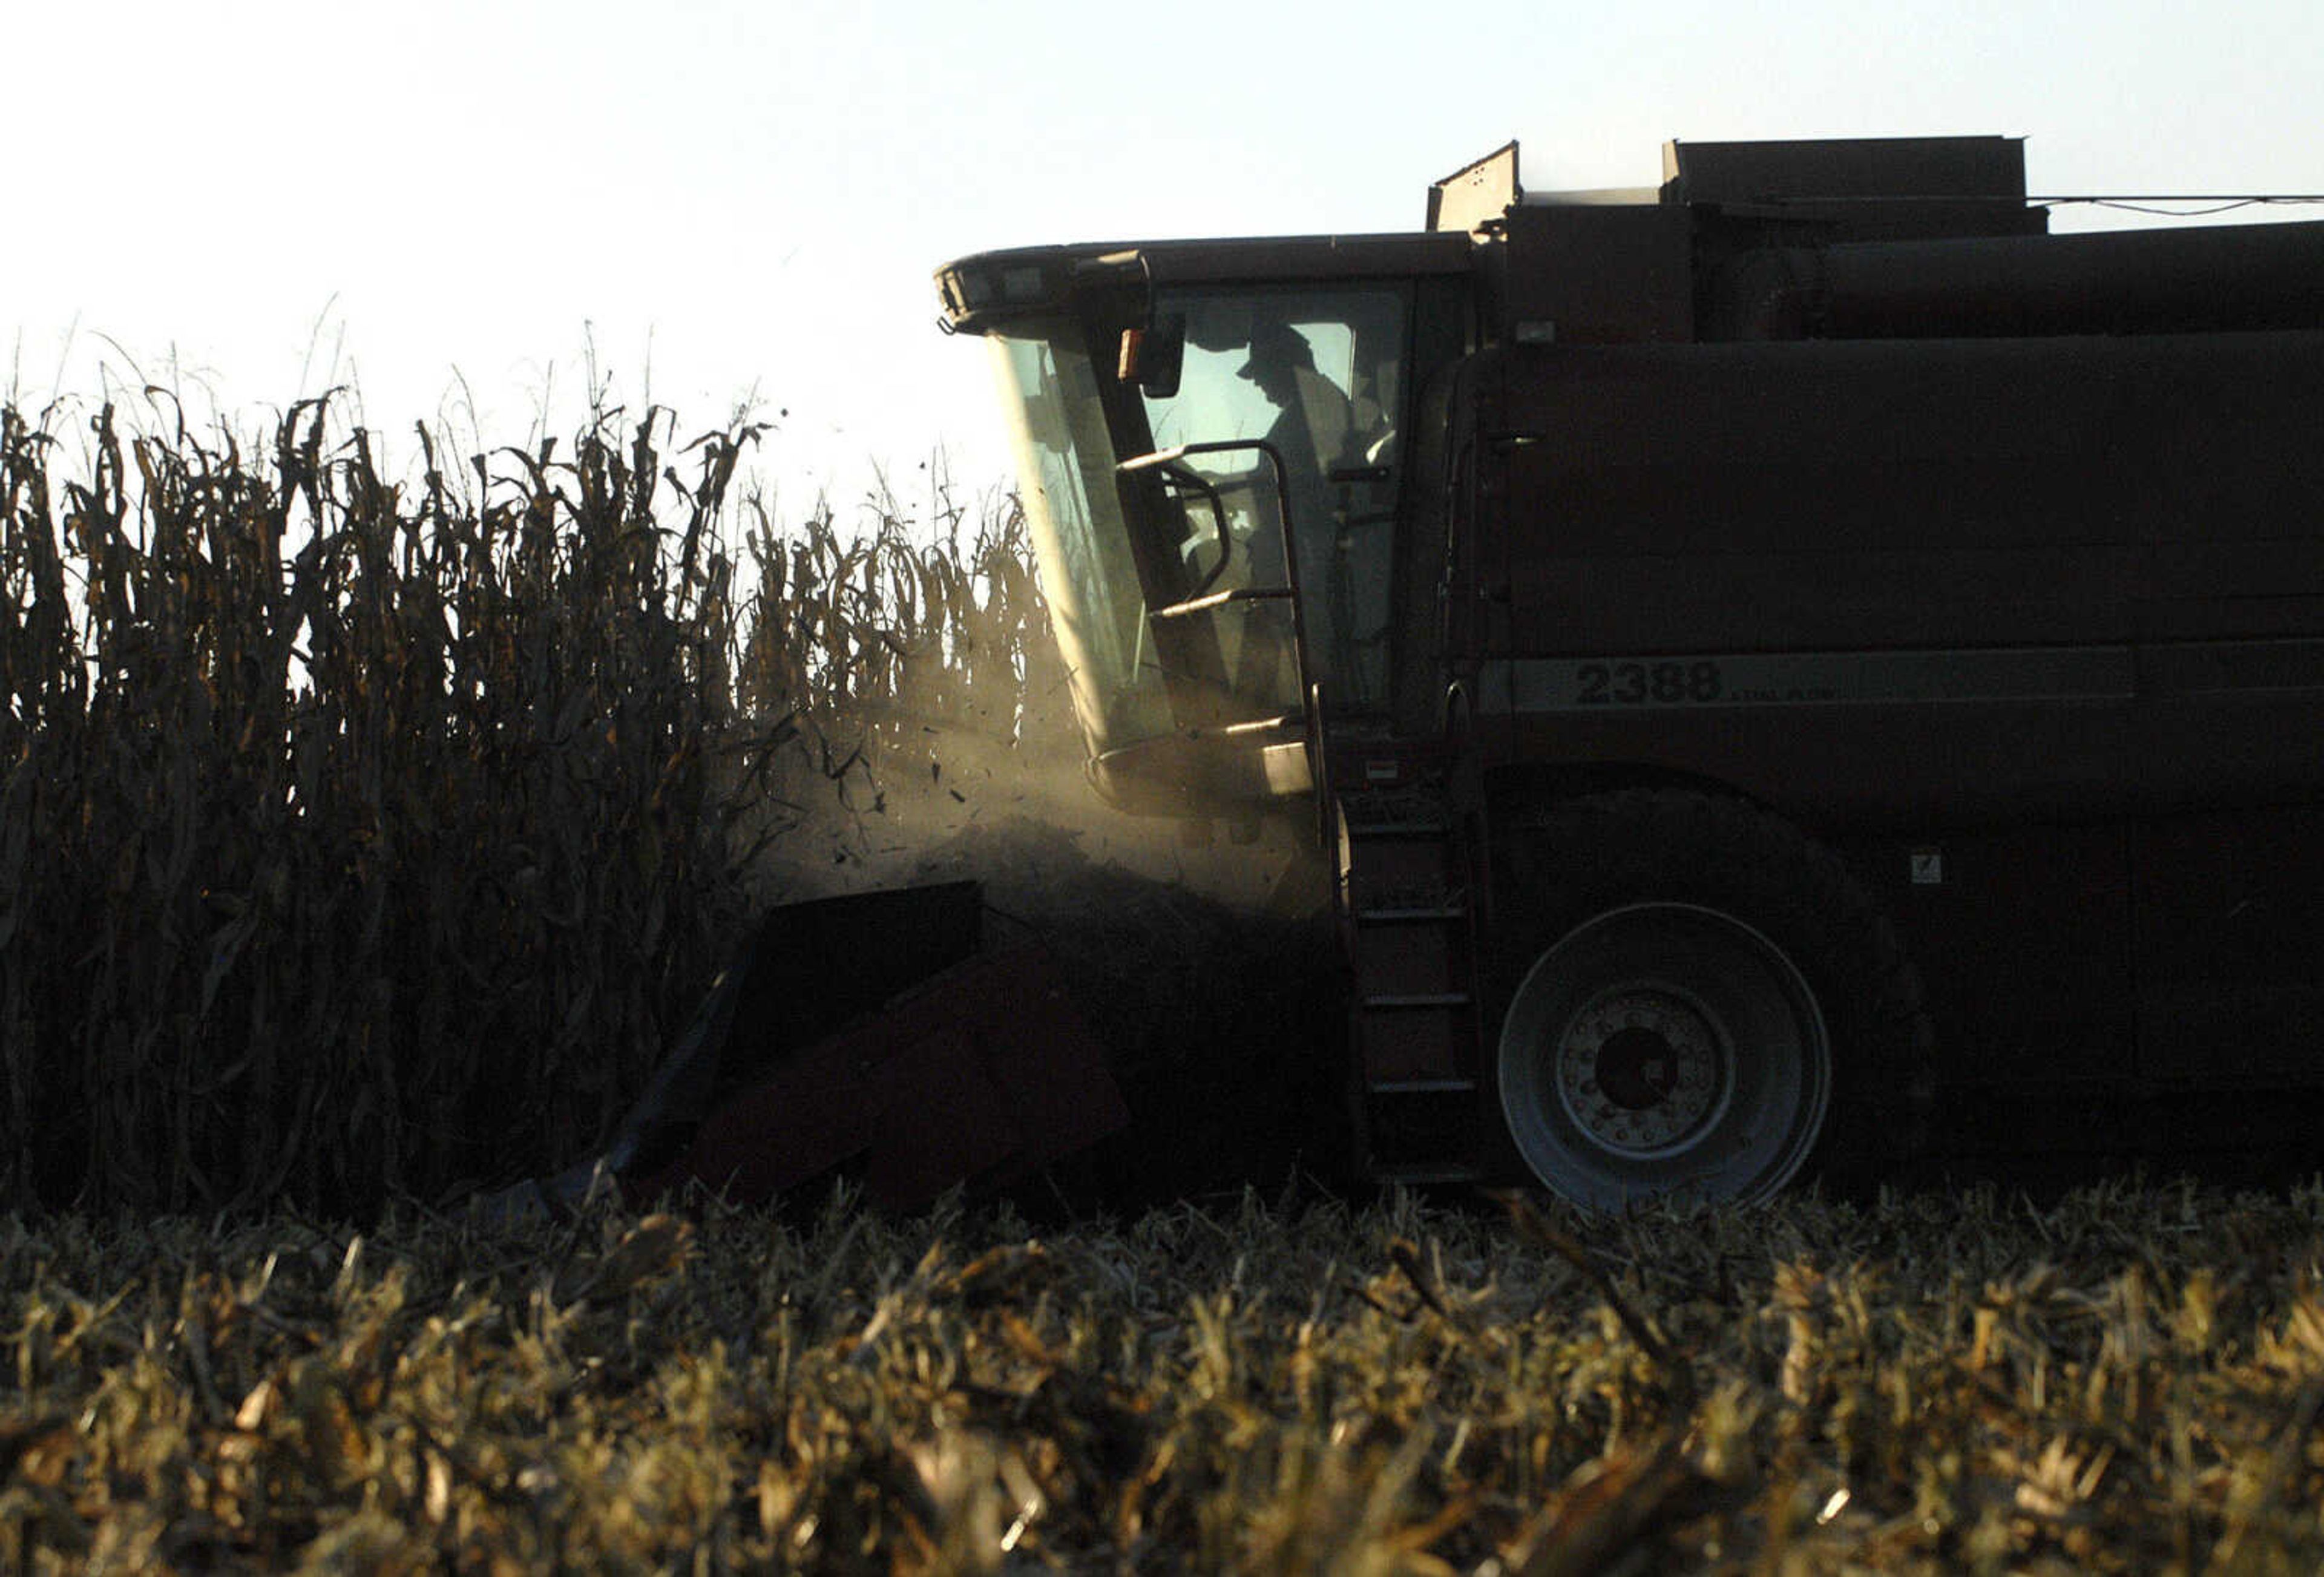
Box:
[985,324,1173,753]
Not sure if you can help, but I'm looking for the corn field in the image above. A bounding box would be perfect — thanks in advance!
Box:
[14,389,2324,1571]
[0,395,1069,1216]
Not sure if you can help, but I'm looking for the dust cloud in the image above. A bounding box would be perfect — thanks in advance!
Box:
[752,707,1329,923]
[743,705,1350,1200]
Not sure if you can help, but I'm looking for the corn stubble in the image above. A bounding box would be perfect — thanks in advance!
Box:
[6,1180,2324,1570]
[0,395,1066,1215]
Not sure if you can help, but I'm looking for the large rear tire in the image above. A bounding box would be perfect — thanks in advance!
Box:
[1491,790,1932,1209]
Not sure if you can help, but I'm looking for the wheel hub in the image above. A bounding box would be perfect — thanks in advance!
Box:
[1555,988,1724,1153]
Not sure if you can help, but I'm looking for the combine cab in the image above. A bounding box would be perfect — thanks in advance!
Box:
[935,137,2324,1207]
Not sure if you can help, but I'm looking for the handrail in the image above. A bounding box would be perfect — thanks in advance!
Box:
[1176,712,1305,740]
[1116,438,1318,753]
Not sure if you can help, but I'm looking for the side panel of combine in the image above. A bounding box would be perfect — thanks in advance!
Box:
[1464,325,2324,1103]
[1472,333,2154,817]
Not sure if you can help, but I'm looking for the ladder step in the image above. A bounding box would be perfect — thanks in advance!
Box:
[1151,586,1295,620]
[1373,1162,1487,1186]
[1360,992,1474,1009]
[1354,904,1468,923]
[1344,819,1452,838]
[1370,1078,1479,1096]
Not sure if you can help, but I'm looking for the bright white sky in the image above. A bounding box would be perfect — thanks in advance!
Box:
[11,0,2321,530]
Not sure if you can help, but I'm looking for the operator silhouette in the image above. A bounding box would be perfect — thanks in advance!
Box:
[1235,320,1359,591]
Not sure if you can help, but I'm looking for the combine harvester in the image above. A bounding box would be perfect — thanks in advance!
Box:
[543,136,2324,1216]
[930,136,2324,1208]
